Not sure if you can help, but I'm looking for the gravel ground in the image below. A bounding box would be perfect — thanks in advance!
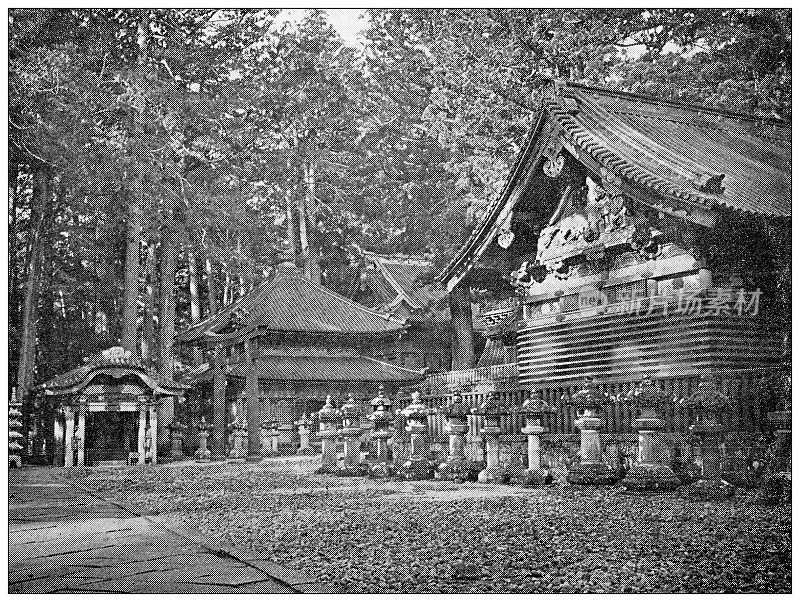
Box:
[61,458,791,593]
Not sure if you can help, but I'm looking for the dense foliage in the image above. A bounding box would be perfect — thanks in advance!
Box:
[9,9,790,391]
[72,460,791,593]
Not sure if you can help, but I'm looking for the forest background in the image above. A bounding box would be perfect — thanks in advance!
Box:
[8,8,791,406]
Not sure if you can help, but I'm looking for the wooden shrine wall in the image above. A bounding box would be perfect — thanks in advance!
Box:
[516,303,782,386]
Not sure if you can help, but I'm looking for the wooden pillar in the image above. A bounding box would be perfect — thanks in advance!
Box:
[157,395,174,459]
[76,404,86,467]
[149,406,158,464]
[245,338,260,459]
[212,345,227,459]
[52,409,64,467]
[137,405,147,465]
[64,407,75,467]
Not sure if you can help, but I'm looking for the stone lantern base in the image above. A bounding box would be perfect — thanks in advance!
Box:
[368,461,393,478]
[686,477,735,499]
[297,445,315,456]
[337,462,368,477]
[477,465,510,484]
[622,464,680,491]
[400,457,435,481]
[435,458,478,483]
[227,450,247,463]
[521,468,553,488]
[194,448,211,463]
[567,462,617,485]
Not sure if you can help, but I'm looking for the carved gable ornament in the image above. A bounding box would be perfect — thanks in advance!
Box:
[101,346,131,362]
[534,175,661,272]
[536,176,630,265]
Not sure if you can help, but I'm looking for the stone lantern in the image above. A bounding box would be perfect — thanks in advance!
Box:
[294,413,314,455]
[367,385,394,478]
[399,391,435,480]
[194,416,213,463]
[316,396,340,474]
[621,376,681,491]
[259,420,271,458]
[520,390,557,487]
[766,372,791,474]
[338,394,366,476]
[227,416,248,463]
[473,392,513,484]
[167,420,186,461]
[435,389,473,482]
[566,377,616,485]
[683,374,734,498]
[9,388,23,469]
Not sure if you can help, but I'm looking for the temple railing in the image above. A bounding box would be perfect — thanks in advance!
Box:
[424,363,518,392]
[419,367,778,440]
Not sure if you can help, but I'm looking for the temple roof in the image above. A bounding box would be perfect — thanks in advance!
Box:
[440,80,791,289]
[177,263,406,343]
[36,347,185,396]
[363,252,445,313]
[189,350,422,384]
[361,252,486,331]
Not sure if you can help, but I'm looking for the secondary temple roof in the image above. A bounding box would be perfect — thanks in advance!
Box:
[439,80,791,290]
[190,350,422,384]
[36,347,186,396]
[177,262,406,344]
[363,252,445,314]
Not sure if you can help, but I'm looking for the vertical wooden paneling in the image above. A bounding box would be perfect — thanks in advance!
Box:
[422,369,768,438]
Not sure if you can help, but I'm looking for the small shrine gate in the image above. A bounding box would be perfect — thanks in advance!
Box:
[35,347,185,466]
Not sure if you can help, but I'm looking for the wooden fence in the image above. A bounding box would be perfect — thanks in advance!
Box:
[418,368,777,442]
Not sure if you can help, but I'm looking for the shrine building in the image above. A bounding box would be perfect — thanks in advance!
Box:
[176,261,423,459]
[360,251,478,373]
[438,81,790,406]
[34,346,186,466]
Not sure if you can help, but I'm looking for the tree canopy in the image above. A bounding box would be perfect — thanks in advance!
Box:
[9,8,790,390]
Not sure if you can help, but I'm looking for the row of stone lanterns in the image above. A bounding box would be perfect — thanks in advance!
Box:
[312,376,747,493]
[9,388,24,469]
[435,391,472,482]
[188,414,300,463]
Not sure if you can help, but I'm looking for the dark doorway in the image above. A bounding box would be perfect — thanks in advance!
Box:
[85,411,137,464]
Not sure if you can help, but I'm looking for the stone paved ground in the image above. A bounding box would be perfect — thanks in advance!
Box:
[8,467,313,594]
[56,458,791,594]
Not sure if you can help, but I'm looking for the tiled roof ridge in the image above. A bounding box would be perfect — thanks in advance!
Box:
[279,271,407,328]
[603,108,790,143]
[235,353,421,370]
[37,360,185,392]
[548,95,786,215]
[366,251,433,267]
[562,81,789,129]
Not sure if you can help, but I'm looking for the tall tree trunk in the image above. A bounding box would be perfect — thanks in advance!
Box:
[157,227,178,457]
[121,194,141,354]
[296,172,312,281]
[16,167,52,457]
[236,235,247,296]
[187,250,203,364]
[16,166,51,397]
[121,10,149,356]
[205,253,218,315]
[140,238,157,365]
[285,179,298,266]
[158,233,178,379]
[301,160,321,283]
[35,235,57,458]
[223,269,231,306]
[306,160,321,283]
[449,279,476,370]
[9,159,19,315]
